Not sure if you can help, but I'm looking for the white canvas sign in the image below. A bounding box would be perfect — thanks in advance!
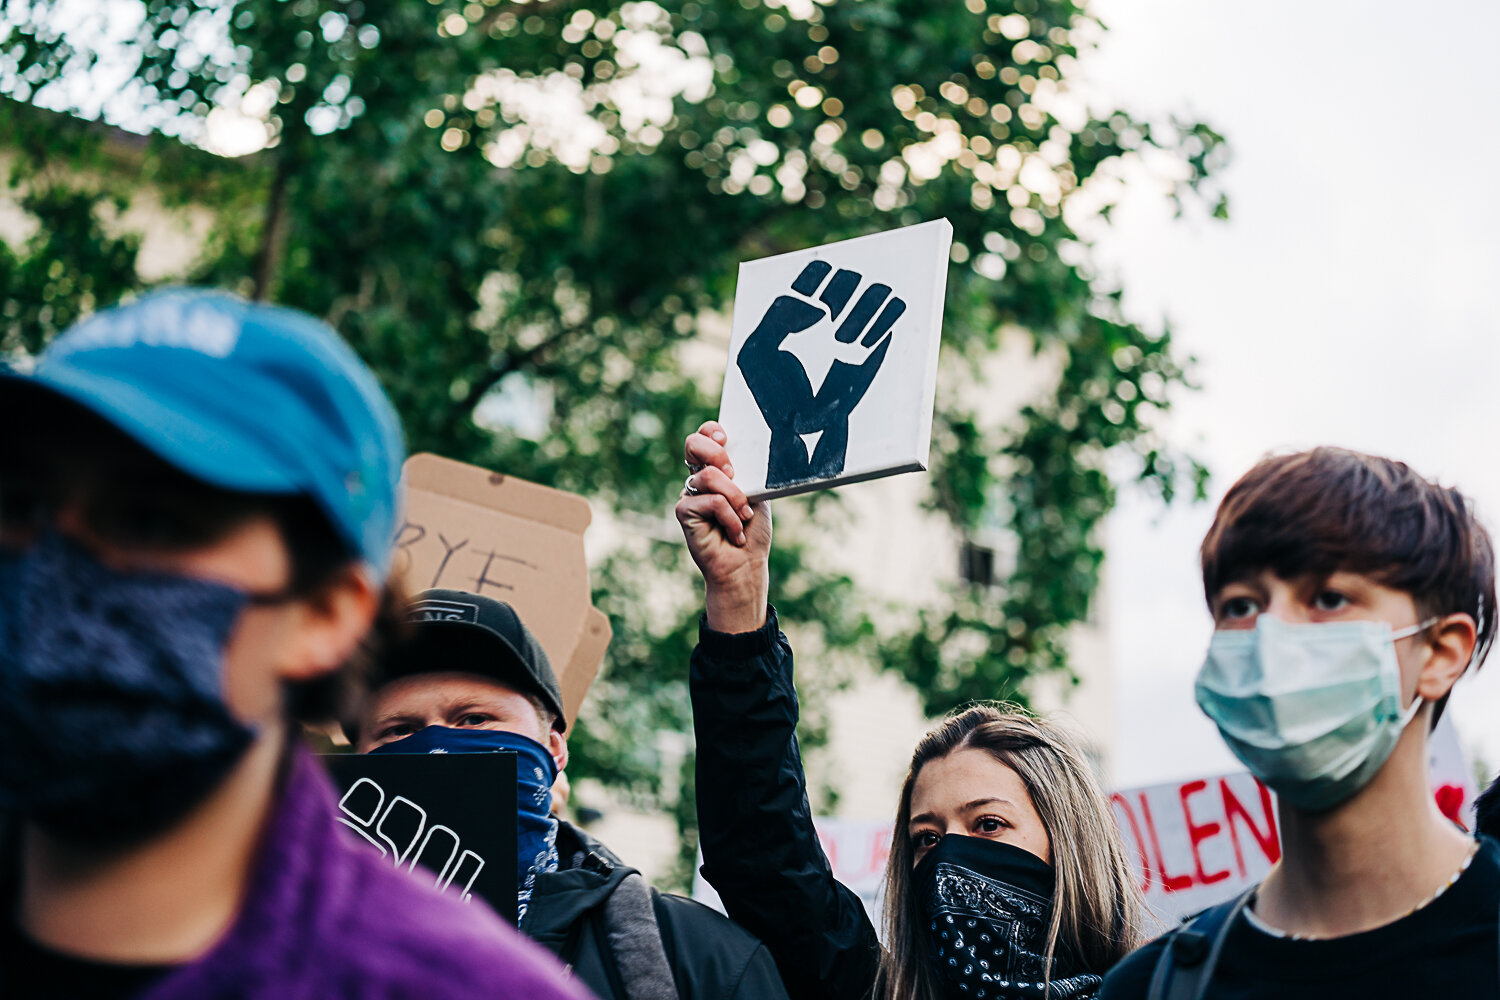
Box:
[718,219,952,500]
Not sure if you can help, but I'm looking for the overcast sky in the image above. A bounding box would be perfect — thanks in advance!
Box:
[1082,0,1500,786]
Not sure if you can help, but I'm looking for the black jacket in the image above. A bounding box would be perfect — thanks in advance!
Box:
[690,609,883,1000]
[524,819,790,1000]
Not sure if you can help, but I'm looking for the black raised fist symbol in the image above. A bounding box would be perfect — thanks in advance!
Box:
[737,261,907,489]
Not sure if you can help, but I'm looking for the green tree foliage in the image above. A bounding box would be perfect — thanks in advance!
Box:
[1,0,1223,884]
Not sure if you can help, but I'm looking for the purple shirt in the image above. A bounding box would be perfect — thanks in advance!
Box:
[141,748,596,1000]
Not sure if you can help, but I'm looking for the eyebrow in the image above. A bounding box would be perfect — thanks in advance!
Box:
[445,702,516,720]
[909,798,1015,827]
[369,712,423,731]
[1319,571,1373,591]
[372,699,498,725]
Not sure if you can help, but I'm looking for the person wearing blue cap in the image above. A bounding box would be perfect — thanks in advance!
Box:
[0,290,594,1000]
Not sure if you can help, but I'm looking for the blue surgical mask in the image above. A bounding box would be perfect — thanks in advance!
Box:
[371,725,559,923]
[1195,615,1435,811]
[0,531,256,845]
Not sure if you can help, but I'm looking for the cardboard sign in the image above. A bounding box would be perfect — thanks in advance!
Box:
[719,219,952,501]
[392,453,612,726]
[691,715,1477,928]
[323,751,519,924]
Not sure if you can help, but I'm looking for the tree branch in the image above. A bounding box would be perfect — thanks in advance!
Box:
[454,329,569,416]
[251,150,293,301]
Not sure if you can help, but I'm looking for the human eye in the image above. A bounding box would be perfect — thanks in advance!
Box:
[377,723,418,741]
[974,816,1010,837]
[455,713,494,728]
[910,830,941,857]
[1312,589,1350,613]
[1216,594,1260,624]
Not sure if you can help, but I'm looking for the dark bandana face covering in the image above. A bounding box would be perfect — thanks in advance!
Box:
[914,835,1102,1000]
[0,532,256,846]
[370,725,561,925]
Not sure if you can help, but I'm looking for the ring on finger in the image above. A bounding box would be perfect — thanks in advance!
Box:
[684,458,705,474]
[683,474,702,496]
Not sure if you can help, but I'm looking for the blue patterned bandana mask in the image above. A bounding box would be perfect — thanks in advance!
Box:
[370,725,560,923]
[0,532,256,846]
[914,835,1102,1000]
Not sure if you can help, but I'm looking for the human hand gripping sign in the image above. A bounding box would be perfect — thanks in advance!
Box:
[736,262,907,489]
[676,421,772,634]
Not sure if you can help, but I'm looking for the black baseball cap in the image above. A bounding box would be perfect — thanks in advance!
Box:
[373,589,567,731]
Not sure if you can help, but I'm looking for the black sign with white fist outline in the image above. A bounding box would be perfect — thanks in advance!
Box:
[323,751,519,925]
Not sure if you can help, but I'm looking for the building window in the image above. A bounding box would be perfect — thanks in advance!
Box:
[959,541,995,587]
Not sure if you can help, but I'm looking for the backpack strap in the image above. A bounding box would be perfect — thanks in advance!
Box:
[1146,886,1256,1000]
[600,871,679,1000]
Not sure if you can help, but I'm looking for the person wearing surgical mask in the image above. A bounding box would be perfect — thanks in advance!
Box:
[676,421,1147,1000]
[1103,448,1500,999]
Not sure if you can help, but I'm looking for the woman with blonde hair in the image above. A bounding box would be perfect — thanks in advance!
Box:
[880,707,1144,999]
[677,422,1144,1000]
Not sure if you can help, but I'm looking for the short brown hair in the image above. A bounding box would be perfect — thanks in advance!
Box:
[1201,448,1497,684]
[271,498,412,725]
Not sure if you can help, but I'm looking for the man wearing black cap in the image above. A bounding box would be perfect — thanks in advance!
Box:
[354,588,790,1000]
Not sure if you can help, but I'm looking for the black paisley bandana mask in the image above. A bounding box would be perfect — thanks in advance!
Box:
[914,835,1102,1000]
[0,531,257,846]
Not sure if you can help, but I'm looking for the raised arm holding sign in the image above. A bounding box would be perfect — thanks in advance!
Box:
[677,424,1147,1000]
[679,421,772,636]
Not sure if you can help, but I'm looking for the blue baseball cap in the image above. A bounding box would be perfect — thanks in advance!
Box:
[2,288,406,574]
